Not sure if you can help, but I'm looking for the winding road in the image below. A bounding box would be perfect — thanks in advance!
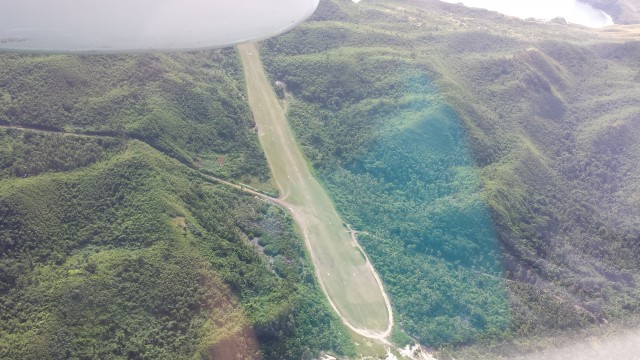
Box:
[1,44,396,340]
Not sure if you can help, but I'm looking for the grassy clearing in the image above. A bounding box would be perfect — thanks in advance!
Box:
[238,42,391,334]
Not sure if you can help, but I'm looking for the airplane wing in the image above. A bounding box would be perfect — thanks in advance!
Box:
[0,0,319,53]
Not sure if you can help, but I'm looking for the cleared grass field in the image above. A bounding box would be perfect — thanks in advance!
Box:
[238,42,392,337]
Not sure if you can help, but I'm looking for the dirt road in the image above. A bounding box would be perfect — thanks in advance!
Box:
[238,42,392,338]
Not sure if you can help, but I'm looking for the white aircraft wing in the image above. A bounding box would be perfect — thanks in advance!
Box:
[0,0,319,53]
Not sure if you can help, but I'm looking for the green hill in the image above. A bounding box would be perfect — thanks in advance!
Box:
[260,0,640,355]
[0,51,352,359]
[0,50,270,189]
[2,0,639,358]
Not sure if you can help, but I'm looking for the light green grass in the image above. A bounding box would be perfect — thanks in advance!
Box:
[238,42,390,333]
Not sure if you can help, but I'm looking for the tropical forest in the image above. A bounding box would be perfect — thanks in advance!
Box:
[1,0,639,359]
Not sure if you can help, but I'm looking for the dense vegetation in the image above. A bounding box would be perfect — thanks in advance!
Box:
[0,50,352,359]
[0,130,123,178]
[2,1,638,358]
[0,50,270,188]
[261,0,510,347]
[261,0,640,355]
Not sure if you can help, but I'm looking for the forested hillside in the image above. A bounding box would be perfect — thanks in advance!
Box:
[261,0,640,356]
[0,50,270,190]
[0,50,352,359]
[2,0,639,358]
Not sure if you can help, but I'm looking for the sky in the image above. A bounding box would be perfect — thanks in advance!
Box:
[439,0,614,27]
[0,0,319,53]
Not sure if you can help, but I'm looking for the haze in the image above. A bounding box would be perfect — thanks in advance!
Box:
[440,0,614,27]
[0,0,319,53]
[516,329,640,360]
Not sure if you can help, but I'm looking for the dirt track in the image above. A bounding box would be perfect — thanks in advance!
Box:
[238,42,393,338]
[1,49,396,340]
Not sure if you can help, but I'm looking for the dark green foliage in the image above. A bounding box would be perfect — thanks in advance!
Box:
[261,1,510,347]
[0,50,351,358]
[261,0,640,352]
[0,142,352,359]
[184,186,354,359]
[463,37,640,338]
[1,243,246,360]
[0,129,123,178]
[0,50,270,184]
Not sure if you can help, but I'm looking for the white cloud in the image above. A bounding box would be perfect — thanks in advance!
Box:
[439,0,613,27]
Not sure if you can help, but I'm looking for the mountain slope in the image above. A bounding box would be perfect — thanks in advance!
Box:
[0,50,270,189]
[260,0,640,355]
[0,51,353,359]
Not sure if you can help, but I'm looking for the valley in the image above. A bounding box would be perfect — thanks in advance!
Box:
[1,0,639,359]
